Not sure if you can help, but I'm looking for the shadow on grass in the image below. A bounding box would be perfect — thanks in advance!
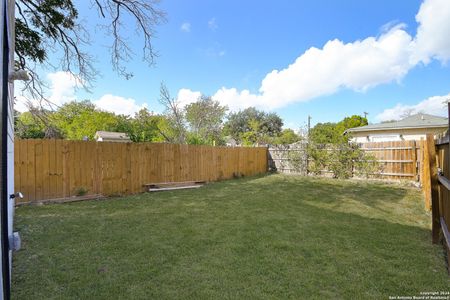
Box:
[12,174,449,299]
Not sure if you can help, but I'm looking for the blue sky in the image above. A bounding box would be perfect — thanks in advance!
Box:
[16,0,450,130]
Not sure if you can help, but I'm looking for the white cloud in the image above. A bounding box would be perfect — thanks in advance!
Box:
[180,0,450,111]
[212,87,260,111]
[180,22,191,32]
[15,71,80,112]
[14,71,147,116]
[258,25,415,108]
[46,71,81,105]
[14,95,29,113]
[208,18,218,31]
[376,93,450,121]
[94,94,147,116]
[413,0,450,64]
[176,88,201,107]
[207,25,416,111]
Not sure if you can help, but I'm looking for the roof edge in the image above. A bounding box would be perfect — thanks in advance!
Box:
[346,124,448,133]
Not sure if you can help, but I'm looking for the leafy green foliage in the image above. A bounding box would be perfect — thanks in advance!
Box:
[15,0,78,68]
[273,129,301,145]
[287,149,307,173]
[306,144,329,175]
[15,101,166,142]
[224,107,283,144]
[185,96,228,145]
[125,108,166,142]
[327,144,361,179]
[310,115,368,144]
[51,101,119,140]
[354,152,383,179]
[15,111,46,139]
[307,142,381,179]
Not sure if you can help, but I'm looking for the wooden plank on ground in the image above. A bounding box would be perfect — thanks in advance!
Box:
[148,185,202,192]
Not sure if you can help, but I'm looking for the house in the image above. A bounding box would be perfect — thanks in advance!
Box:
[345,113,448,143]
[224,136,238,147]
[95,131,131,143]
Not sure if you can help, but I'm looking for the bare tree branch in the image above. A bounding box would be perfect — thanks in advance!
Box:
[158,82,187,144]
[15,0,166,109]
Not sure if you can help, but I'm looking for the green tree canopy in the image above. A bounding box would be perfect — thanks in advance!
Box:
[273,129,301,145]
[185,96,228,145]
[15,111,46,139]
[310,115,368,144]
[51,100,120,140]
[224,107,283,144]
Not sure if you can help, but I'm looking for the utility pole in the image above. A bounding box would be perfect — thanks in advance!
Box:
[363,111,368,120]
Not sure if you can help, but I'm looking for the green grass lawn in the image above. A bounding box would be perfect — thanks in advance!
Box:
[12,174,449,299]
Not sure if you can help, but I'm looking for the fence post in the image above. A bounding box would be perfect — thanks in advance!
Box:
[425,134,440,243]
[422,138,432,210]
[412,141,418,181]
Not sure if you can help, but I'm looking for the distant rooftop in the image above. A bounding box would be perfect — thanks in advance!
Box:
[95,131,131,141]
[346,113,448,133]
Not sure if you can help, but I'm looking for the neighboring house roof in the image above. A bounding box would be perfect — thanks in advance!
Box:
[94,131,131,141]
[224,136,238,146]
[345,113,448,134]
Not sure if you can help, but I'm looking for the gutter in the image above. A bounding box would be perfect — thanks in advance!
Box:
[346,125,448,134]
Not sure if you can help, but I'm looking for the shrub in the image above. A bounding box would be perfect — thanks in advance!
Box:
[307,142,381,179]
[287,149,307,174]
[306,144,329,175]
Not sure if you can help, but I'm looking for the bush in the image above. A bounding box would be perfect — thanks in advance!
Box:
[327,144,360,179]
[354,152,383,179]
[287,150,307,174]
[307,143,381,179]
[306,144,329,175]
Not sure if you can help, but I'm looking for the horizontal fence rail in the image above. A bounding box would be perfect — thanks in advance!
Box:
[357,141,422,181]
[14,139,268,204]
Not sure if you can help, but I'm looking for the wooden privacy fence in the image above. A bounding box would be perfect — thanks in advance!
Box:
[359,140,423,181]
[14,139,268,204]
[268,143,307,175]
[431,133,450,271]
[269,140,424,181]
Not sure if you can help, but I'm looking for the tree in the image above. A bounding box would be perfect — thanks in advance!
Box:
[158,83,187,144]
[185,96,228,145]
[224,107,263,141]
[240,118,261,146]
[51,100,120,140]
[338,115,368,131]
[309,122,342,144]
[273,129,301,145]
[310,115,368,144]
[125,108,166,142]
[224,107,283,144]
[259,112,283,137]
[15,111,46,138]
[16,100,177,142]
[16,0,166,101]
